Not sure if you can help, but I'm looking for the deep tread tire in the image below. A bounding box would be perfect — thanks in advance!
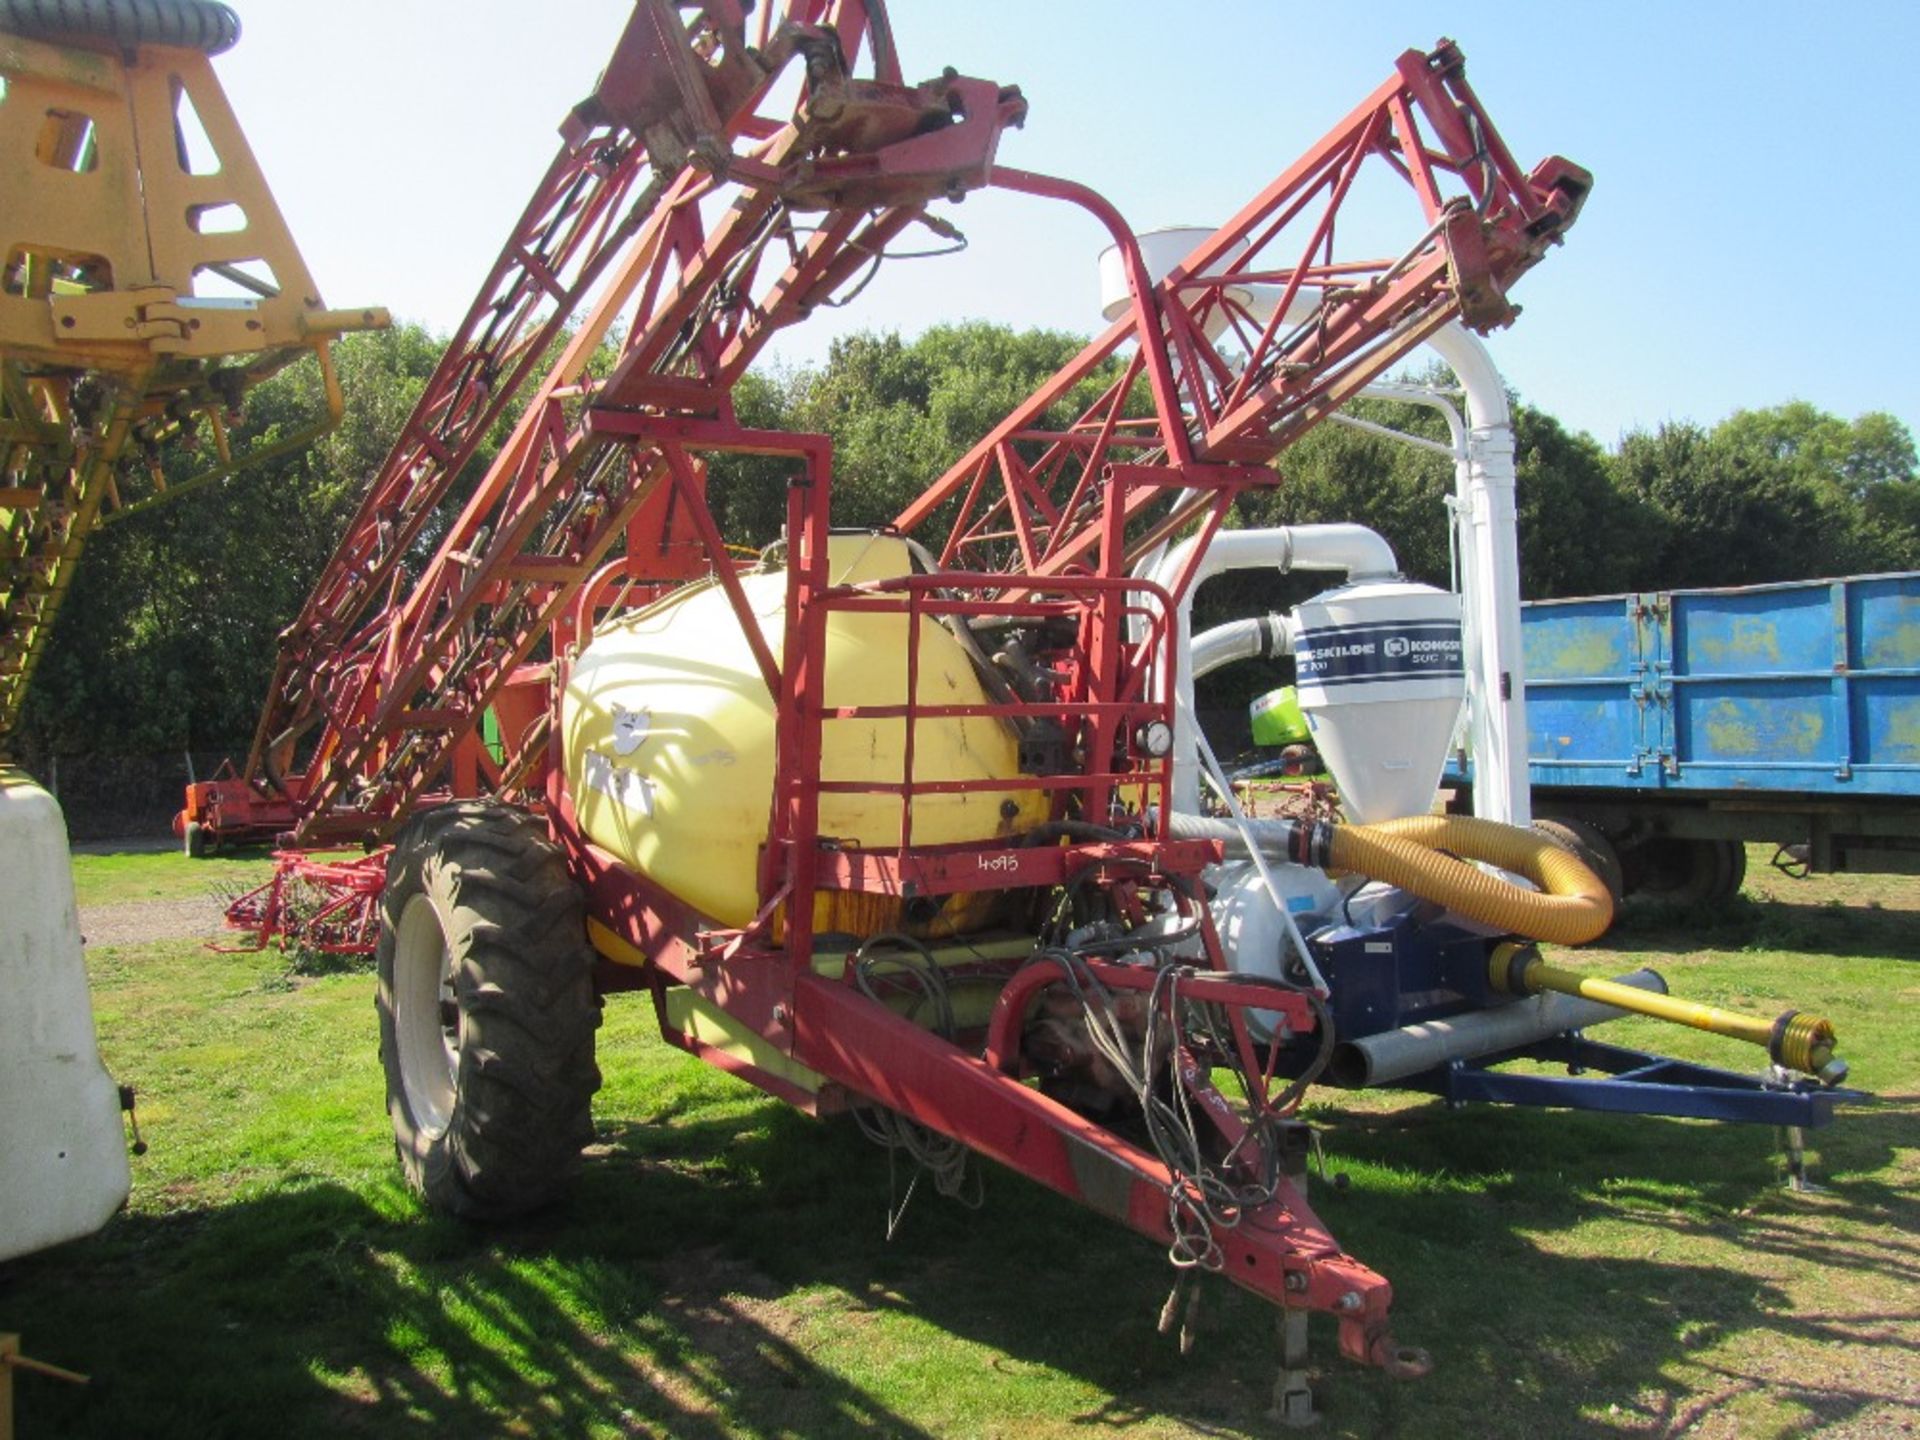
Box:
[0,0,243,54]
[376,800,601,1220]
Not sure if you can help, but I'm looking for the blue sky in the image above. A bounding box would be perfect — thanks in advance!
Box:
[216,1,1917,450]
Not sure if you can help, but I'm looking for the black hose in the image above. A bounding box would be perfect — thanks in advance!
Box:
[0,0,242,54]
[1020,819,1133,847]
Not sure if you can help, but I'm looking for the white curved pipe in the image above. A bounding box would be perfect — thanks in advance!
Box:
[1149,525,1397,813]
[1426,322,1528,826]
[1190,613,1291,684]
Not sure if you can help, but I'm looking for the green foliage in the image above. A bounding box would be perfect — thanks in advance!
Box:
[1241,393,1457,587]
[1615,404,1920,587]
[1512,405,1667,598]
[18,318,1918,763]
[20,325,447,755]
[787,321,1111,533]
[1232,392,1667,602]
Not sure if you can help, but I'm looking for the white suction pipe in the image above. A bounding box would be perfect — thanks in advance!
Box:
[1323,327,1528,827]
[1425,322,1529,826]
[1190,613,1292,684]
[1149,524,1397,814]
[1091,226,1527,824]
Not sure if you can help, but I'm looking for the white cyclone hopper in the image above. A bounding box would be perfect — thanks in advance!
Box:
[1291,581,1466,824]
[0,770,130,1260]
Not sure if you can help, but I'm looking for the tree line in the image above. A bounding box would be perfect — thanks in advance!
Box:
[18,321,1917,762]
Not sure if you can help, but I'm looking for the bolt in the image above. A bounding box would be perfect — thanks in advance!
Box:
[772,1003,791,1026]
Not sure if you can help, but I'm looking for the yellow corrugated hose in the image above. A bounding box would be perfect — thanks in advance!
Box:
[1326,813,1615,946]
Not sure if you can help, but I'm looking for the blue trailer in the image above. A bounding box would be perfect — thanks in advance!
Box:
[1461,571,1920,901]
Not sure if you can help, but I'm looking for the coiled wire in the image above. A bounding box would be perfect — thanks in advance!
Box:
[1026,936,1334,1272]
[848,933,982,1210]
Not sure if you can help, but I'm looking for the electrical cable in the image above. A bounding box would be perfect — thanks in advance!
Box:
[1020,913,1334,1274]
[847,933,982,1212]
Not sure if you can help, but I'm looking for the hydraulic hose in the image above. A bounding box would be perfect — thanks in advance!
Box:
[1490,943,1844,1081]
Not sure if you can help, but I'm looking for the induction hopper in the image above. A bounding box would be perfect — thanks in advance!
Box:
[1291,580,1466,824]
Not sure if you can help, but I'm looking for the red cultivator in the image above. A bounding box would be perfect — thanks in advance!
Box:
[218,850,388,956]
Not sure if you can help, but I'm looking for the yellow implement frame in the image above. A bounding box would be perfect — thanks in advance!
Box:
[0,23,386,747]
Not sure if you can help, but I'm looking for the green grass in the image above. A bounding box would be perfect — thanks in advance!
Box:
[67,846,278,907]
[4,848,1914,1437]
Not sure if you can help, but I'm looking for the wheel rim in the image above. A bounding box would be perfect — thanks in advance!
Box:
[394,893,460,1139]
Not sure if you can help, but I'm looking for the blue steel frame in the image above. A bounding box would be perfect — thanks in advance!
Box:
[1398,1033,1865,1126]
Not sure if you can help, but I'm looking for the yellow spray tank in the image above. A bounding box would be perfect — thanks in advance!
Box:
[561,534,1048,931]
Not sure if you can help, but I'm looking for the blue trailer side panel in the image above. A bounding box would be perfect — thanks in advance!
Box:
[1518,572,1920,798]
[1520,595,1650,783]
[1851,577,1920,771]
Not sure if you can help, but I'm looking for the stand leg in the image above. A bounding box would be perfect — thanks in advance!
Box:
[1269,1125,1319,1426]
[1271,1308,1318,1427]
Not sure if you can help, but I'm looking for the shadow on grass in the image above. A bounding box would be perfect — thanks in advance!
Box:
[3,1159,942,1439]
[6,1091,1913,1439]
[1611,892,1920,962]
[1299,1096,1919,1434]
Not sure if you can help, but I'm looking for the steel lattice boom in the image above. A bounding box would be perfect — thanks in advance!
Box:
[223,0,1028,843]
[185,1,1589,1384]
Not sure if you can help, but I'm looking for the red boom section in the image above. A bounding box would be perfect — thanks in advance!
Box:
[209,0,1028,843]
[194,6,1588,1377]
[897,40,1587,582]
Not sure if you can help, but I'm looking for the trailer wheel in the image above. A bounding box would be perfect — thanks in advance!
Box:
[1627,837,1747,908]
[376,801,601,1220]
[1532,818,1624,907]
[1708,839,1748,903]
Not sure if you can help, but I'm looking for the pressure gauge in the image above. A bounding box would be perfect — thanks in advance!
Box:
[1135,720,1174,758]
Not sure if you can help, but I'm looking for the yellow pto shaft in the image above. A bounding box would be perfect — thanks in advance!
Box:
[1490,945,1844,1082]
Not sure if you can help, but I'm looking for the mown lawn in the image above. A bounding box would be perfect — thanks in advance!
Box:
[3,849,1914,1438]
[66,845,279,908]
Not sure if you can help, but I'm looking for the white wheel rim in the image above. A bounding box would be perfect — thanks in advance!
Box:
[395,892,459,1138]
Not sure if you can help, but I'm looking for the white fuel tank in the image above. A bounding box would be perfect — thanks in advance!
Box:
[1290,581,1465,824]
[0,770,130,1261]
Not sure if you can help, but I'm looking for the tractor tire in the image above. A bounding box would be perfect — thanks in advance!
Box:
[375,800,601,1220]
[182,820,208,858]
[0,0,242,54]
